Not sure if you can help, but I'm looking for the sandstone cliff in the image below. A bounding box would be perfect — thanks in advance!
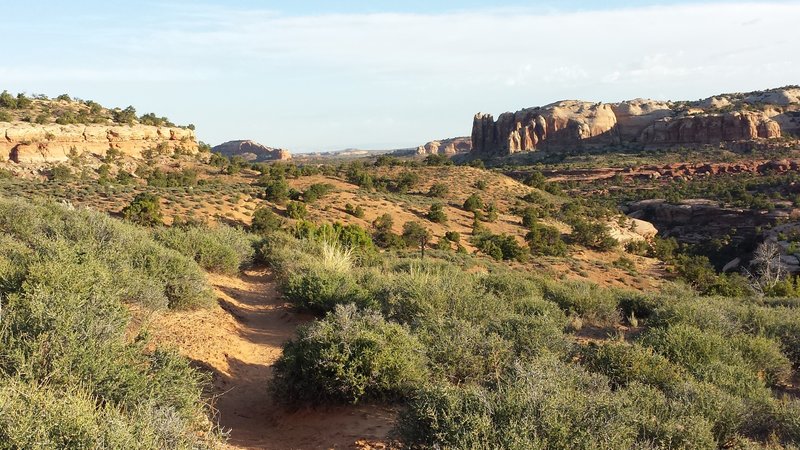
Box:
[415,137,472,156]
[471,87,800,157]
[212,140,291,162]
[0,122,197,163]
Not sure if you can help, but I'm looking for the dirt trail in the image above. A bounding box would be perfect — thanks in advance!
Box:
[148,267,397,449]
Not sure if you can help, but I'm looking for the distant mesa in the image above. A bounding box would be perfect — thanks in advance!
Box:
[415,137,472,156]
[470,86,800,158]
[212,140,291,162]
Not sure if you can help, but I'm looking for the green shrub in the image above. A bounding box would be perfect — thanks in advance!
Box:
[399,358,638,450]
[344,203,365,218]
[525,222,567,256]
[250,206,283,234]
[463,193,483,212]
[639,325,770,399]
[155,224,255,275]
[419,317,514,385]
[303,183,334,203]
[402,221,431,250]
[0,198,219,448]
[472,232,528,262]
[570,219,618,251]
[285,201,307,219]
[122,192,163,227]
[427,202,447,224]
[540,278,620,327]
[263,176,290,204]
[427,182,449,198]
[271,304,428,404]
[582,342,685,391]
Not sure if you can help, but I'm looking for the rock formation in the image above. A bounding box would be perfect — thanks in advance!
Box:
[415,137,472,156]
[212,140,291,162]
[470,87,800,158]
[0,122,197,164]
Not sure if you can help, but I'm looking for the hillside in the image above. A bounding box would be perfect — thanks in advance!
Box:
[0,90,199,166]
[471,86,800,158]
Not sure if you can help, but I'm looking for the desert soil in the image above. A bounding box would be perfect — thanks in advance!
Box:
[147,267,397,449]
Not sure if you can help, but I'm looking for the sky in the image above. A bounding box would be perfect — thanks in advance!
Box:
[2,1,798,152]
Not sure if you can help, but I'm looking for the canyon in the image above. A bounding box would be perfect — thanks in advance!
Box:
[471,87,800,158]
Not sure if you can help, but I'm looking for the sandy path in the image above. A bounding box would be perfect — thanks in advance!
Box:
[147,267,397,449]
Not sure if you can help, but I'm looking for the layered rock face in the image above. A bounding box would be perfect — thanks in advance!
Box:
[472,101,619,157]
[0,122,197,163]
[471,87,800,157]
[212,140,291,162]
[416,137,472,155]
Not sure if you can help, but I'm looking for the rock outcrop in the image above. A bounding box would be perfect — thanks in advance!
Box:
[0,122,197,163]
[472,101,619,157]
[415,137,471,155]
[211,140,291,162]
[470,87,800,158]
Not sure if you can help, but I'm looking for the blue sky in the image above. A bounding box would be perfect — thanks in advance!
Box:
[2,1,798,151]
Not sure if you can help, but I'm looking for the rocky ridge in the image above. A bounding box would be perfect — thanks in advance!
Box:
[212,140,291,162]
[0,122,197,164]
[471,87,800,157]
[415,137,472,155]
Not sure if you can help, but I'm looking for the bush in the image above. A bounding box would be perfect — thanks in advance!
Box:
[122,193,163,227]
[472,232,528,262]
[582,342,685,391]
[525,222,567,256]
[263,176,290,204]
[271,304,428,404]
[539,278,620,327]
[463,193,483,212]
[373,213,405,249]
[399,358,638,450]
[427,203,447,224]
[251,206,282,234]
[285,201,307,219]
[0,199,219,448]
[155,224,255,275]
[427,183,449,198]
[303,183,334,203]
[344,203,365,218]
[402,221,431,250]
[639,325,770,399]
[570,219,618,251]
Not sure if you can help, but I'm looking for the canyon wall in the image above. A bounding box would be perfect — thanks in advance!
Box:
[0,122,197,163]
[470,87,800,158]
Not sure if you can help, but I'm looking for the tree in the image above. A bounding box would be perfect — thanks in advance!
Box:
[484,203,498,223]
[402,221,432,258]
[747,241,788,295]
[524,170,546,189]
[264,177,290,204]
[428,183,449,198]
[122,193,162,226]
[463,193,483,212]
[251,207,282,234]
[373,213,404,249]
[525,223,567,256]
[427,203,447,224]
[423,154,451,166]
[570,220,618,251]
[285,201,307,219]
